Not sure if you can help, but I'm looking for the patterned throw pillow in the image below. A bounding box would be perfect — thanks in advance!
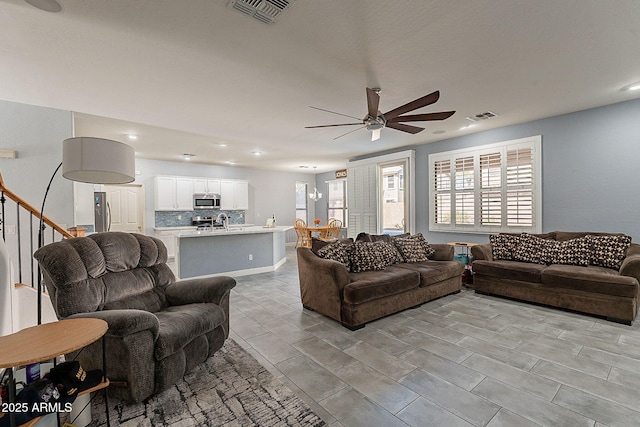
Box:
[378,241,404,265]
[512,233,549,264]
[348,241,388,272]
[392,234,435,263]
[489,234,521,260]
[539,237,591,266]
[317,241,350,267]
[586,234,632,269]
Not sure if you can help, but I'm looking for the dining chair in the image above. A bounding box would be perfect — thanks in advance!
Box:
[324,218,343,240]
[294,219,310,248]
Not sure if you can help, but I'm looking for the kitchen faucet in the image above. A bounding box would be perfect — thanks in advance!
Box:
[216,212,229,230]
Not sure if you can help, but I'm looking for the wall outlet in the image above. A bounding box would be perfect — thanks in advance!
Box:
[178,214,182,220]
[248,254,253,261]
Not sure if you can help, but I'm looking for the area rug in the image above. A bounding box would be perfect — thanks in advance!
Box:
[83,339,326,426]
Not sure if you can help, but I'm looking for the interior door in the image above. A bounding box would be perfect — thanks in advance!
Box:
[105,185,144,233]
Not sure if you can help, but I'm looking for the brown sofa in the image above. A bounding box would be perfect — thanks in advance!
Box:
[297,235,464,330]
[471,231,640,324]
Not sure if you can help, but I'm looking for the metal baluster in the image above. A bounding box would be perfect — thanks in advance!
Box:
[16,203,22,284]
[30,212,34,287]
[51,225,54,243]
[1,190,5,241]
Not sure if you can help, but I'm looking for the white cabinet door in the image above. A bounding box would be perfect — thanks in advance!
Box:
[207,179,221,194]
[192,179,207,194]
[155,177,178,210]
[220,180,235,210]
[176,178,194,210]
[234,181,249,210]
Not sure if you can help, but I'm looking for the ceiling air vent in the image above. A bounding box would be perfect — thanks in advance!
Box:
[228,0,296,25]
[466,111,498,122]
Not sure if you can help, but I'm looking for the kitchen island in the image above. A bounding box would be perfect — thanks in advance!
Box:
[176,225,293,278]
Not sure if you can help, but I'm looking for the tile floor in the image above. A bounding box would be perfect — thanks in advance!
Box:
[228,247,640,427]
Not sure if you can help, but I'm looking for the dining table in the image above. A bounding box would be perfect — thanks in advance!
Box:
[302,225,331,241]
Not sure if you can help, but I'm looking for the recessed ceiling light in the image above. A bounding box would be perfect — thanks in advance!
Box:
[432,130,446,134]
[183,153,195,160]
[623,81,640,91]
[127,134,138,140]
[252,151,262,156]
[219,143,228,147]
[298,165,309,169]
[459,124,476,131]
[225,161,235,165]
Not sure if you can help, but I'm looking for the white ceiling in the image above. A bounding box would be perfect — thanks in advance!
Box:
[1,0,640,173]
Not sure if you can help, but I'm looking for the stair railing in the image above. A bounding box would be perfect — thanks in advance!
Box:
[0,173,72,289]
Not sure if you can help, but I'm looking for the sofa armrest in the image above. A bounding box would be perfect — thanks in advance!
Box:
[297,247,349,322]
[430,244,454,261]
[163,276,236,306]
[471,243,493,261]
[68,309,159,339]
[620,254,640,284]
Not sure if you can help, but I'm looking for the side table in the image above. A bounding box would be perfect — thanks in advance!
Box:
[0,318,110,427]
[448,242,478,286]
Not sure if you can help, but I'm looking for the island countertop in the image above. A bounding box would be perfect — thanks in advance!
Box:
[177,225,292,238]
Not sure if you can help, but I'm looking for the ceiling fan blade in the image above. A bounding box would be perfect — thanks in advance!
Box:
[309,106,362,121]
[366,88,380,118]
[305,123,362,128]
[386,122,424,134]
[389,111,456,123]
[383,91,440,120]
[371,128,381,141]
[333,125,366,140]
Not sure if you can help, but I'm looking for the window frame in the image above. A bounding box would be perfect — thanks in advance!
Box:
[428,135,542,234]
[295,181,308,223]
[326,178,348,227]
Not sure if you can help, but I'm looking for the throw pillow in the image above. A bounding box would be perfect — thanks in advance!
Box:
[512,233,549,264]
[412,233,436,259]
[489,234,521,260]
[316,241,350,267]
[379,241,404,265]
[586,234,632,269]
[393,234,431,263]
[348,241,388,273]
[539,237,591,266]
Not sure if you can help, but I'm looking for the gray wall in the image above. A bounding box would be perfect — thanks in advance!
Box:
[0,100,74,280]
[358,98,640,244]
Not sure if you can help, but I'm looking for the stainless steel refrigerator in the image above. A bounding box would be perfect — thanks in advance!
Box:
[94,192,110,232]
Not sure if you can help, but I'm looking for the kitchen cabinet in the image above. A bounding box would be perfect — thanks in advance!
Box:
[154,176,194,211]
[193,179,221,195]
[220,180,249,210]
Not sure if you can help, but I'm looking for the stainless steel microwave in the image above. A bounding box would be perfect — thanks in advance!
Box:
[193,193,221,210]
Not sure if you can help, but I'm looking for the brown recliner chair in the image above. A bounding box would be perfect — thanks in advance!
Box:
[34,232,235,402]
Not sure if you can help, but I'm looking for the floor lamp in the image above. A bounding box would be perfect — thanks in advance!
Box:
[37,137,135,324]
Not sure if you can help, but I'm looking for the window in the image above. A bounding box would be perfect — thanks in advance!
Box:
[429,135,541,233]
[326,179,347,226]
[295,182,308,222]
[380,162,407,234]
[385,175,395,189]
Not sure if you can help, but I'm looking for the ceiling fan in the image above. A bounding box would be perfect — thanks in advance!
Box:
[306,88,455,141]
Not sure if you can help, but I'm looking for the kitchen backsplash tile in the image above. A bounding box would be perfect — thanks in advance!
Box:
[155,210,245,227]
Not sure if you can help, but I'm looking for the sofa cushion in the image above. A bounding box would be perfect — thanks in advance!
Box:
[586,234,632,269]
[473,259,547,283]
[345,266,420,304]
[394,260,465,287]
[540,237,591,266]
[541,264,638,298]
[512,234,548,264]
[154,303,226,360]
[311,237,353,255]
[317,241,350,267]
[349,241,389,272]
[489,234,521,260]
[393,234,435,262]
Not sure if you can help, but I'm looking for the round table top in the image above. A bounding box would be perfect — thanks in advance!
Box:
[0,318,108,368]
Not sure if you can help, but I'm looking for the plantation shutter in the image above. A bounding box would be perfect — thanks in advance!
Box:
[480,152,502,226]
[506,147,534,227]
[433,160,451,225]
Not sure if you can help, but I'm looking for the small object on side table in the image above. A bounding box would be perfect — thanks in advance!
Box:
[448,242,478,287]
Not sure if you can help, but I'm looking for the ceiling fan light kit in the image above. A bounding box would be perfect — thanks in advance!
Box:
[306,87,455,141]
